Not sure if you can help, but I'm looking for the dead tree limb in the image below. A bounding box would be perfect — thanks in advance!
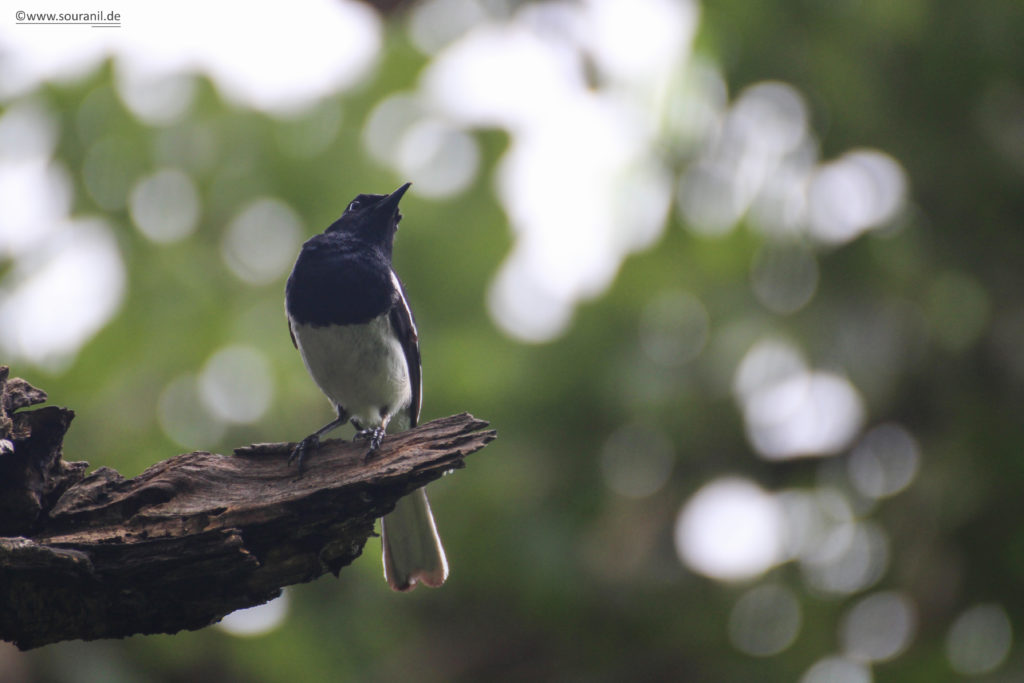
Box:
[0,366,496,650]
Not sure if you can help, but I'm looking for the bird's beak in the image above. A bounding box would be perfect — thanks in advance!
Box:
[372,182,412,220]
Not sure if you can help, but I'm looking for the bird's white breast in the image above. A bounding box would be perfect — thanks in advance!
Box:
[290,314,411,429]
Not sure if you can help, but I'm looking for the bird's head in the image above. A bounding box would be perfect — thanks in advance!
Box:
[325,182,411,247]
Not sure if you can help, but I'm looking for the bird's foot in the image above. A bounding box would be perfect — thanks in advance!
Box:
[289,434,320,472]
[354,427,385,460]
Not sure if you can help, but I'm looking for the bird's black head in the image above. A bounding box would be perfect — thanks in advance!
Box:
[325,183,411,249]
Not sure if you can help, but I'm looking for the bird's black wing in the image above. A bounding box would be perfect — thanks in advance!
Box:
[388,269,421,428]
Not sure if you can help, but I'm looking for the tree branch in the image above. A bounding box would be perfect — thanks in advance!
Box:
[0,366,496,650]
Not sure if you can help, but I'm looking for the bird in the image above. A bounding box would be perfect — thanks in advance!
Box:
[284,182,448,591]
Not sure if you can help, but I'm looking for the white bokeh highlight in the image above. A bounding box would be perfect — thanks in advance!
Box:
[275,99,343,160]
[675,477,785,582]
[680,82,811,237]
[158,374,227,448]
[407,0,487,55]
[364,95,480,199]
[0,98,59,161]
[800,520,889,597]
[847,423,921,500]
[222,198,303,285]
[396,119,479,198]
[734,338,865,460]
[1,0,382,114]
[729,583,802,657]
[417,0,696,342]
[0,159,71,256]
[0,100,68,257]
[840,591,917,663]
[0,99,126,371]
[776,488,890,597]
[199,345,273,424]
[807,151,907,245]
[218,592,290,637]
[116,69,196,126]
[946,603,1013,676]
[677,79,908,249]
[130,168,201,243]
[0,219,125,370]
[800,656,872,683]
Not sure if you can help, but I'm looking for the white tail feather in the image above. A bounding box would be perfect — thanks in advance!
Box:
[381,487,448,591]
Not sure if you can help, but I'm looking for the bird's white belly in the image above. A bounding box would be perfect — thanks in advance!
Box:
[291,315,411,428]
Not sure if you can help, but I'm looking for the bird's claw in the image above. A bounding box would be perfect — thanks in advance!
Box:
[354,427,385,460]
[289,434,320,472]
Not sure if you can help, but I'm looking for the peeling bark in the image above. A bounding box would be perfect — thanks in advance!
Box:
[0,367,495,650]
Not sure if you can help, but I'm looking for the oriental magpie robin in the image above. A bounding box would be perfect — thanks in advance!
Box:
[285,182,447,591]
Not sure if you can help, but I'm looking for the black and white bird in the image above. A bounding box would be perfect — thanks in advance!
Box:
[284,182,447,591]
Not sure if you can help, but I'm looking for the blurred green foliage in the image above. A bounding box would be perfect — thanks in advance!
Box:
[3,1,1024,681]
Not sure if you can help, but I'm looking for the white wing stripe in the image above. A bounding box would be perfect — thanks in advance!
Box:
[390,268,422,420]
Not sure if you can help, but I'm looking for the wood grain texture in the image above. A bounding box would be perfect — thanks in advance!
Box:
[0,367,495,650]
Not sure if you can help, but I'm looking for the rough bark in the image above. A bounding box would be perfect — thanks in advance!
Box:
[0,366,495,650]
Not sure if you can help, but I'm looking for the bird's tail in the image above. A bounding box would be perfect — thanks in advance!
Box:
[381,487,448,591]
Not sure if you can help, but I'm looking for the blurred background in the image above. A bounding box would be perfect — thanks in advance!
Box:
[1,0,1023,680]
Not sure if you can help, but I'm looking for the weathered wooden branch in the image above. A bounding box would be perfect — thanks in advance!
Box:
[0,366,495,650]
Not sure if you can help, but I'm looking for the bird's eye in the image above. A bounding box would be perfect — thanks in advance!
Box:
[347,199,361,212]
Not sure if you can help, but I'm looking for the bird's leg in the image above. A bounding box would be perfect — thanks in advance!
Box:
[288,434,319,472]
[354,427,385,454]
[353,414,390,461]
[290,408,349,472]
